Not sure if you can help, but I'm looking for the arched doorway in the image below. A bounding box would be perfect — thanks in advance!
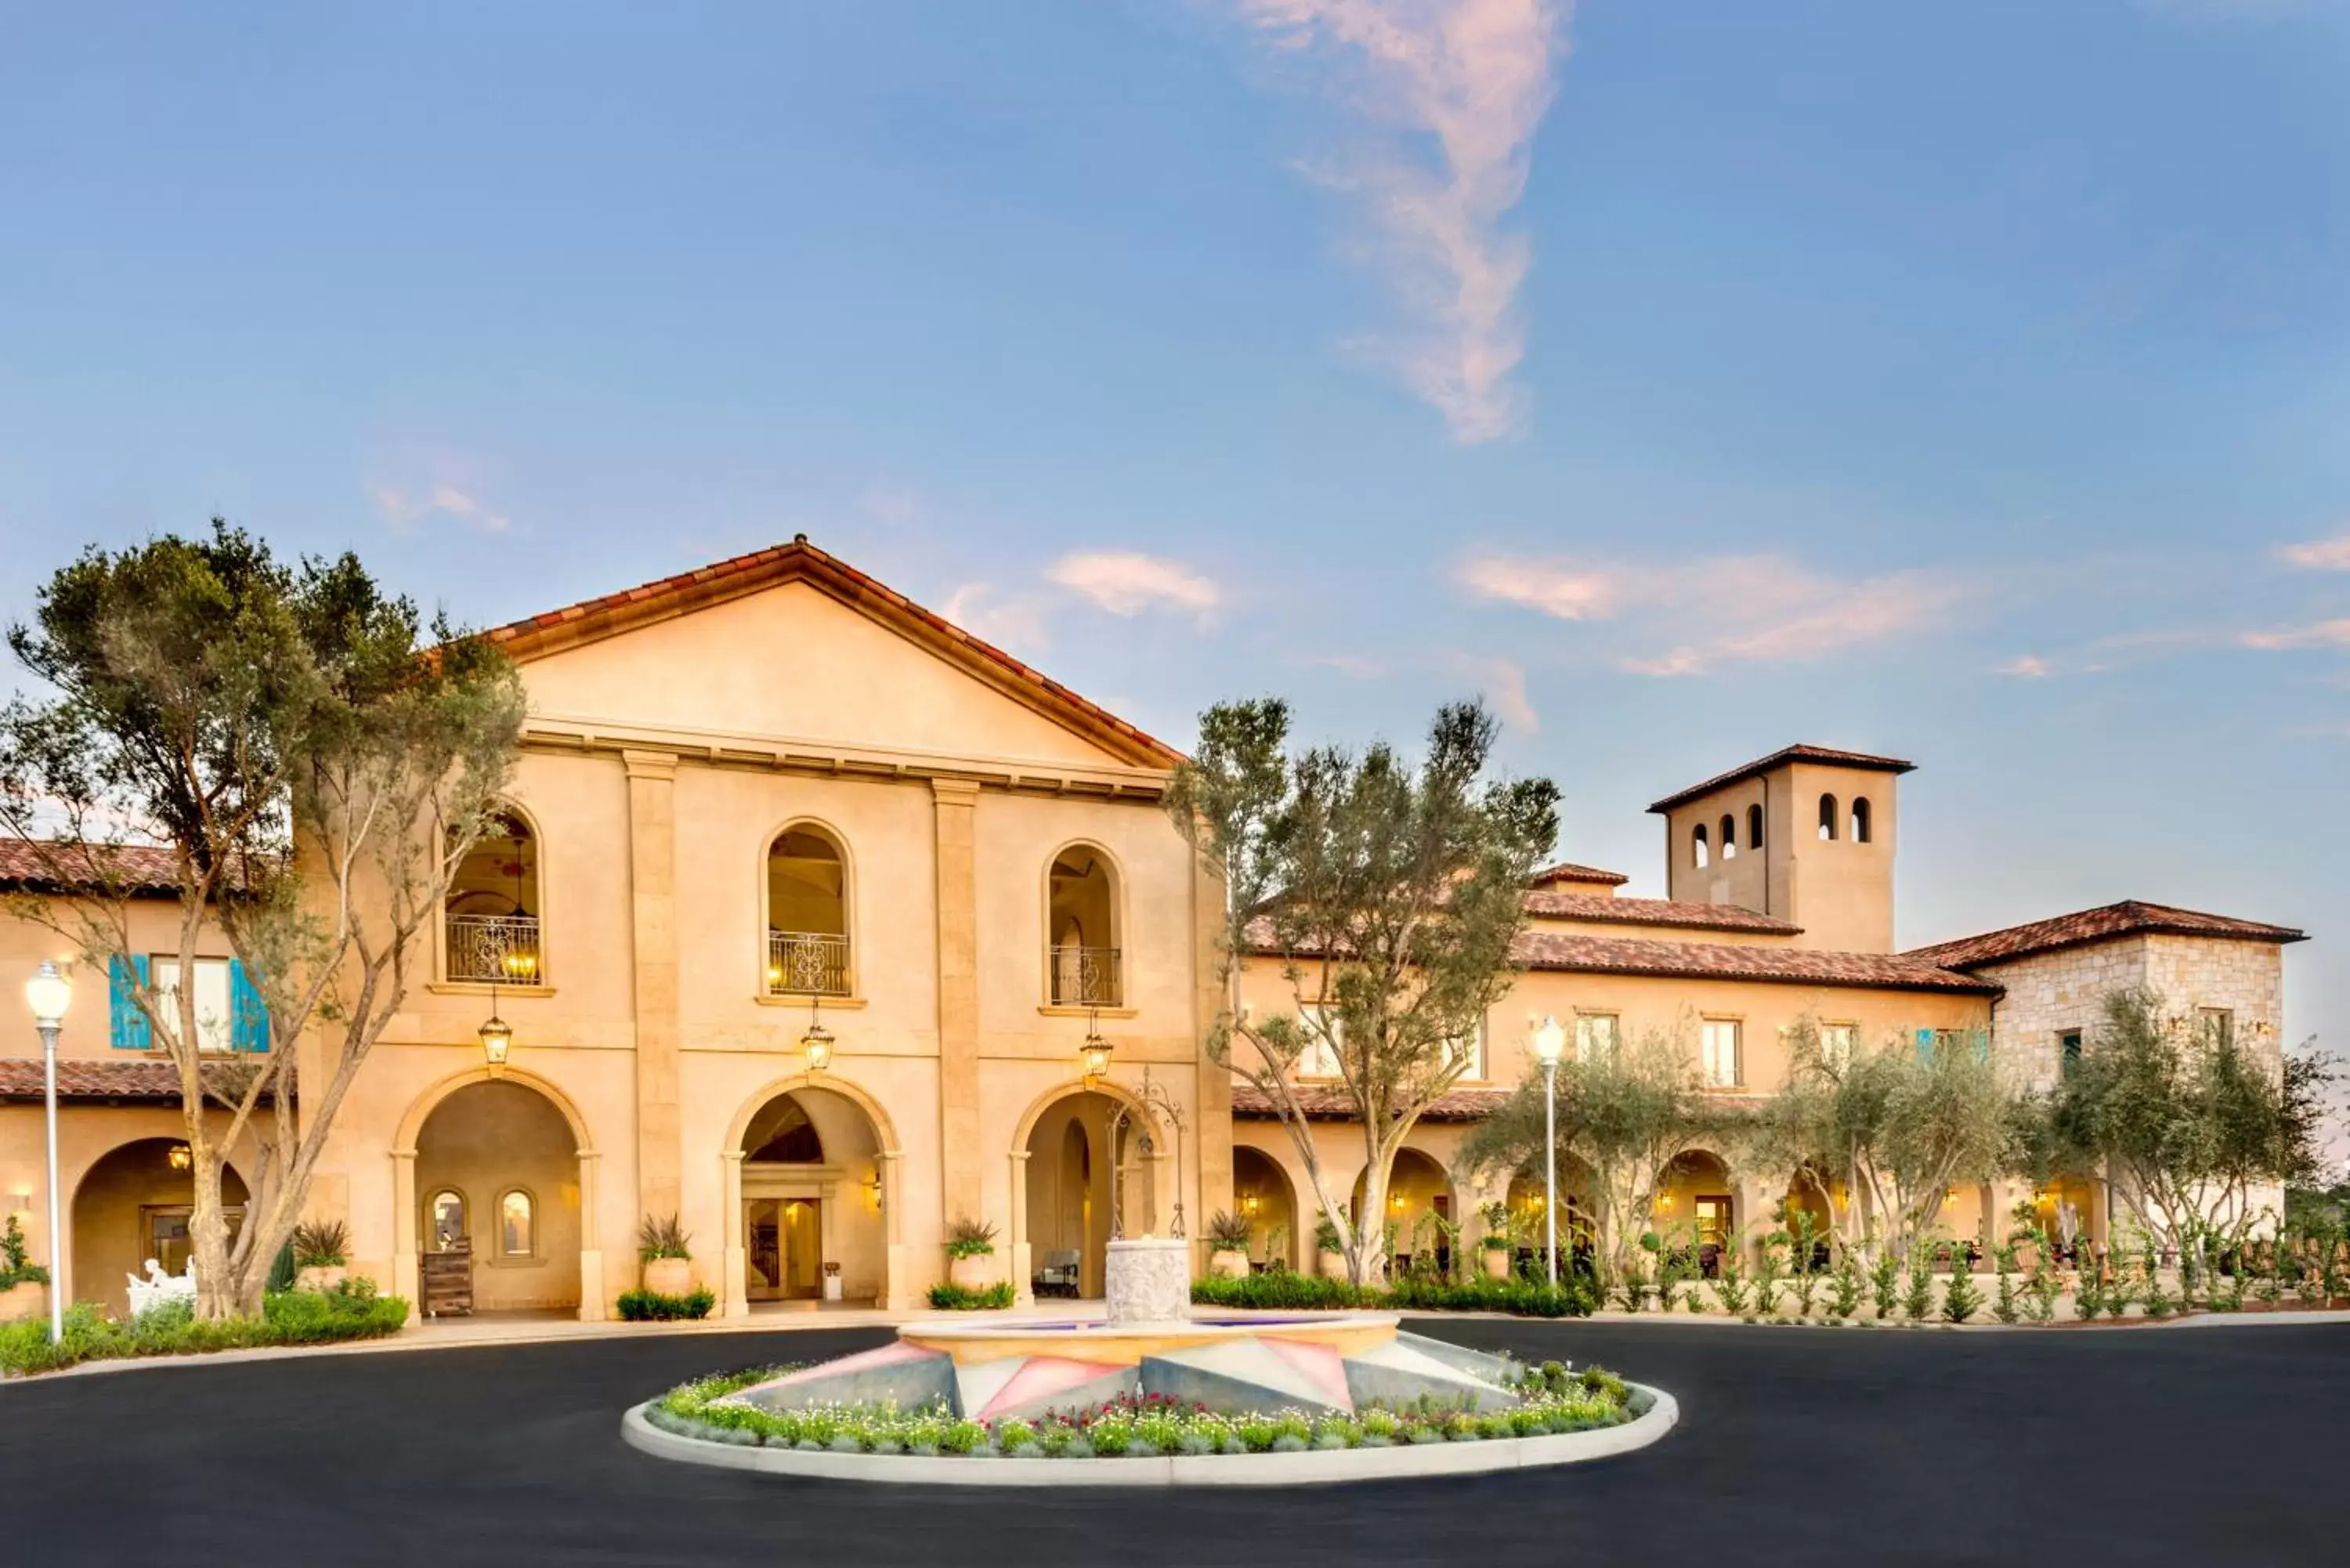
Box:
[1507,1154,1597,1274]
[1354,1147,1454,1279]
[1658,1150,1735,1275]
[446,807,544,984]
[414,1080,582,1313]
[72,1138,248,1318]
[1231,1145,1297,1271]
[1046,844,1122,1006]
[1019,1089,1153,1300]
[735,1086,887,1305]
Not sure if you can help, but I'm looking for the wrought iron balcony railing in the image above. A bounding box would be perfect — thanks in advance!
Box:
[767,930,852,996]
[446,914,543,985]
[1048,944,1122,1007]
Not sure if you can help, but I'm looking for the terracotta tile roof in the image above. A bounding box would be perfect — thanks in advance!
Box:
[1523,891,1800,935]
[479,536,1183,770]
[1511,930,1999,994]
[0,838,186,898]
[1647,743,1915,814]
[1230,1082,1511,1122]
[1526,862,1629,889]
[0,1057,292,1104]
[1904,900,2309,970]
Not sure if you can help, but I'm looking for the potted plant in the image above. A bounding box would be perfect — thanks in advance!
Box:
[0,1214,49,1322]
[945,1217,999,1291]
[1205,1209,1253,1278]
[1479,1201,1514,1281]
[1315,1216,1348,1280]
[638,1214,694,1297]
[290,1219,350,1293]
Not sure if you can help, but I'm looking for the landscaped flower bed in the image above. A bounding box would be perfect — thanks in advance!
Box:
[642,1357,1641,1458]
[1189,1271,1594,1317]
[0,1280,411,1376]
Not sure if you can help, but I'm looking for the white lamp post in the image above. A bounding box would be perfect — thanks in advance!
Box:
[24,960,71,1341]
[1531,1015,1567,1288]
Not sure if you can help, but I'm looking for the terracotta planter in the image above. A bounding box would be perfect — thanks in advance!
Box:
[1318,1248,1350,1281]
[948,1253,996,1292]
[0,1279,45,1323]
[1482,1247,1513,1281]
[295,1264,347,1294]
[642,1256,693,1297]
[1209,1248,1249,1279]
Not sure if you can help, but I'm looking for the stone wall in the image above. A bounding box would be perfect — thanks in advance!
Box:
[1981,934,2286,1091]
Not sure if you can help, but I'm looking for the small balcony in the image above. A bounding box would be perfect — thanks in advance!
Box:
[446,913,543,985]
[767,930,851,997]
[1049,945,1122,1007]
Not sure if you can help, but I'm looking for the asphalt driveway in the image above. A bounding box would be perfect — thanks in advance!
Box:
[2,1318,2339,1567]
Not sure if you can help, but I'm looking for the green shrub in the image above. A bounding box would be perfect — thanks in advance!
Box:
[290,1219,350,1269]
[0,1282,410,1375]
[944,1219,999,1259]
[0,1214,51,1290]
[926,1281,1014,1310]
[1941,1263,1983,1324]
[1188,1271,1593,1318]
[637,1214,692,1262]
[616,1286,718,1321]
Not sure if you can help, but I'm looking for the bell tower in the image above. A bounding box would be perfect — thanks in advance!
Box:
[1647,744,1912,953]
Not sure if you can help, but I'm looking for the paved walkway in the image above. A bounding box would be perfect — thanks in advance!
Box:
[2,1317,2341,1566]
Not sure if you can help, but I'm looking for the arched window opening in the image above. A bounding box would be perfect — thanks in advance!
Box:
[1692,823,1709,869]
[1747,803,1765,851]
[428,1190,467,1253]
[1817,794,1839,841]
[446,809,542,984]
[767,827,851,996]
[1719,813,1737,860]
[1851,797,1873,844]
[497,1189,535,1258]
[1047,845,1122,1006]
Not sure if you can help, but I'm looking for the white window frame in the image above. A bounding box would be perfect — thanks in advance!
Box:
[1701,1017,1742,1089]
[1574,1012,1620,1063]
[1441,1016,1488,1080]
[150,956,235,1054]
[1820,1022,1860,1071]
[1295,1005,1344,1081]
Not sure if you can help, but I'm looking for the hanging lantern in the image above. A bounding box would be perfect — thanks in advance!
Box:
[479,1010,513,1074]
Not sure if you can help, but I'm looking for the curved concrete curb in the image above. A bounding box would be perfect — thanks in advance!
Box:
[620,1384,1677,1487]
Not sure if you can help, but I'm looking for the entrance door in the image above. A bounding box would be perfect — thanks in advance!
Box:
[1694,1195,1733,1278]
[143,1206,193,1277]
[744,1198,824,1300]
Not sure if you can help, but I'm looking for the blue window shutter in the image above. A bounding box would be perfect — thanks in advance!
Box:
[229,959,268,1052]
[1914,1028,1934,1062]
[1972,1029,1990,1063]
[109,955,152,1050]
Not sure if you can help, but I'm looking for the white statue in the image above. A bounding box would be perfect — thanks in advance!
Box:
[125,1256,198,1319]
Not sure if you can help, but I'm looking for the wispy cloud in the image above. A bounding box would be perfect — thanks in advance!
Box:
[1456,550,1972,676]
[942,583,1053,655]
[2240,618,2350,650]
[1451,653,1538,731]
[2276,532,2350,570]
[1046,551,1224,623]
[1998,655,2053,679]
[368,476,511,534]
[1235,0,1567,443]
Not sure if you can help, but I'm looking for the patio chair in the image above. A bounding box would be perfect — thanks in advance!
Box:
[1034,1248,1081,1298]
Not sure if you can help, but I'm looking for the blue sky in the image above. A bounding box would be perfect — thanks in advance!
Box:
[2,2,2346,1086]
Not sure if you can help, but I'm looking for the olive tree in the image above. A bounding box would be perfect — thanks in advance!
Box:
[1169,698,1557,1286]
[1,523,524,1318]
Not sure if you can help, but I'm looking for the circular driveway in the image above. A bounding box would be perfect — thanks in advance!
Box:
[2,1318,2340,1567]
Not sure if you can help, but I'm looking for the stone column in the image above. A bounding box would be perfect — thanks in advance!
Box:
[931,780,982,1235]
[390,1149,419,1324]
[1008,1149,1033,1307]
[577,1149,606,1321]
[721,1151,750,1319]
[626,750,682,1222]
[879,1150,908,1310]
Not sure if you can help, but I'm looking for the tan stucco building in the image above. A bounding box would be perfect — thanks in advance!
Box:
[0,547,2308,1321]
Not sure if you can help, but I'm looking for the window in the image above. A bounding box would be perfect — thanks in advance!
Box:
[1820,1023,1859,1070]
[1817,794,1838,840]
[1692,823,1709,869]
[1441,1017,1487,1079]
[2196,1007,2233,1047]
[150,957,241,1053]
[1296,1006,1343,1079]
[1917,1028,1990,1061]
[1701,1019,1741,1087]
[1747,803,1764,851]
[498,1189,535,1258]
[1574,1013,1620,1062]
[1719,813,1737,860]
[766,825,851,996]
[428,1190,467,1252]
[2059,1029,2083,1075]
[1047,844,1123,1006]
[1851,797,1873,844]
[446,808,544,984]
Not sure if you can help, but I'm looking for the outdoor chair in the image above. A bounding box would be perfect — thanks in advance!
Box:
[1034,1248,1080,1298]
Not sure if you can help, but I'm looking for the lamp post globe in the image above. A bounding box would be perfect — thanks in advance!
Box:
[26,959,71,1341]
